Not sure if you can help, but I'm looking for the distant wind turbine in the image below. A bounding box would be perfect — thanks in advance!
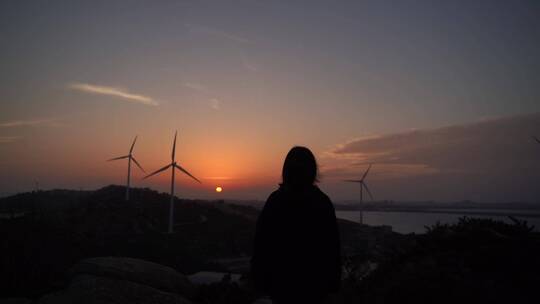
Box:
[108,136,145,201]
[344,164,374,225]
[144,131,201,233]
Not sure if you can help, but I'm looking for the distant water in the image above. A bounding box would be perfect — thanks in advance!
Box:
[336,210,540,234]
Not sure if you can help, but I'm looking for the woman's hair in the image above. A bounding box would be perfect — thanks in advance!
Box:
[281,146,318,187]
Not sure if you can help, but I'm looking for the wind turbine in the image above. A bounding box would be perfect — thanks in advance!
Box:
[108,136,145,201]
[344,164,374,225]
[144,131,201,233]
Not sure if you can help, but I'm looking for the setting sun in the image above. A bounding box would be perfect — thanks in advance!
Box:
[215,186,223,193]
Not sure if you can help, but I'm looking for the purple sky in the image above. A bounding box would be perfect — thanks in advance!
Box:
[1,1,539,202]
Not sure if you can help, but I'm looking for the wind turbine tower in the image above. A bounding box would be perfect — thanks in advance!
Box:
[108,136,145,201]
[344,164,374,225]
[144,131,201,233]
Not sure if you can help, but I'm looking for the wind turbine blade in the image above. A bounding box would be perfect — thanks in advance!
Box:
[144,164,172,179]
[361,164,372,181]
[107,155,129,161]
[343,180,363,183]
[533,136,540,145]
[171,131,177,161]
[363,182,374,201]
[131,156,146,173]
[130,136,138,154]
[174,164,202,183]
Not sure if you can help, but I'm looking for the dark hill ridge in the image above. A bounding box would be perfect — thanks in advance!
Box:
[0,185,404,302]
[0,185,257,234]
[0,185,260,298]
[12,186,539,304]
[2,186,539,303]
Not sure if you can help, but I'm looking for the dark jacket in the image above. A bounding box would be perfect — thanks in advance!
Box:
[251,184,341,299]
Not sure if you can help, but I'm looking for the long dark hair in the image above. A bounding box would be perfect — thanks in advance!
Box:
[281,146,318,188]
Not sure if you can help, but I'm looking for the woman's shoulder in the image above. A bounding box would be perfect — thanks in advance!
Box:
[266,187,284,202]
[264,185,334,210]
[262,187,286,210]
[312,185,330,199]
[312,186,334,209]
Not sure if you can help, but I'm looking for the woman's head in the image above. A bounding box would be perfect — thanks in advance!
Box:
[282,146,318,188]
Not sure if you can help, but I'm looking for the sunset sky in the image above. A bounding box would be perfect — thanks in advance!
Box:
[1,1,540,202]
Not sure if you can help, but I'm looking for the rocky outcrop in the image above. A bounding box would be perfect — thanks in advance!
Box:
[68,257,195,297]
[38,257,195,304]
[188,271,242,285]
[39,274,191,304]
[0,299,33,304]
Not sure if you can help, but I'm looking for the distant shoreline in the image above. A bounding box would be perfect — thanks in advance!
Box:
[335,208,540,218]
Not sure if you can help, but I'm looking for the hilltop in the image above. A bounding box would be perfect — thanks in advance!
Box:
[3,186,537,303]
[0,186,257,298]
[0,185,402,302]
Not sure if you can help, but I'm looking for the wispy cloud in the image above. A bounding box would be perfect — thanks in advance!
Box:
[241,54,260,72]
[322,112,540,201]
[186,24,250,44]
[183,82,207,92]
[330,112,540,176]
[182,82,222,110]
[0,118,57,128]
[204,176,234,181]
[68,83,158,106]
[0,136,19,144]
[210,98,221,110]
[242,61,259,72]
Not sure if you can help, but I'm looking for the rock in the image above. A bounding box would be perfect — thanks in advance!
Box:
[251,297,272,304]
[0,299,33,304]
[210,257,251,273]
[38,274,191,304]
[188,271,242,285]
[68,257,195,298]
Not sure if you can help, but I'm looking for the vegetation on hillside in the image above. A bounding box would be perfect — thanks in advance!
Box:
[0,186,256,299]
[347,217,540,304]
[1,187,539,303]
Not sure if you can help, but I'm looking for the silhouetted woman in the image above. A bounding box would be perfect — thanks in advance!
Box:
[251,146,341,303]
